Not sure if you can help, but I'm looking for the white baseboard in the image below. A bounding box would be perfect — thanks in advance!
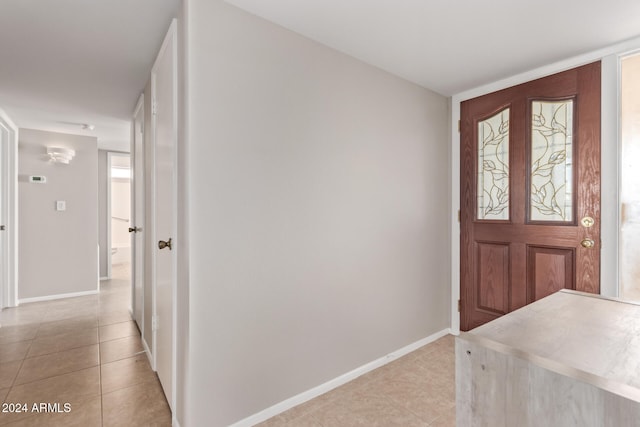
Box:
[172,416,182,427]
[229,328,452,427]
[99,276,110,281]
[18,290,99,305]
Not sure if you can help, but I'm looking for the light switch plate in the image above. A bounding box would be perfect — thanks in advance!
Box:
[56,201,66,211]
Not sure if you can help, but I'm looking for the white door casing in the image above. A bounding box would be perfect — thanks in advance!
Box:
[151,19,178,410]
[132,95,145,331]
[0,110,18,309]
[106,152,131,283]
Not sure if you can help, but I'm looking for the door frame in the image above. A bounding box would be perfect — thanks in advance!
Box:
[450,37,640,333]
[0,109,18,309]
[131,94,145,336]
[106,151,131,281]
[150,18,178,411]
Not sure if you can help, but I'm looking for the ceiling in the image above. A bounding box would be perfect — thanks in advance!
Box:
[2,1,640,152]
[225,0,640,96]
[0,0,180,151]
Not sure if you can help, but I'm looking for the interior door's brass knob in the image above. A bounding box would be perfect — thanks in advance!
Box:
[580,238,595,249]
[158,238,172,250]
[128,226,141,233]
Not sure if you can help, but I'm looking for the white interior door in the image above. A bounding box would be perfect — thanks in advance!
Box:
[0,122,5,310]
[152,20,177,410]
[0,111,17,310]
[132,96,145,329]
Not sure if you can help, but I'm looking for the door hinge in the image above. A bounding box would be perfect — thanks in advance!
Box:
[458,119,461,133]
[458,299,461,312]
[152,315,159,331]
[152,98,157,116]
[457,210,461,223]
[0,225,5,231]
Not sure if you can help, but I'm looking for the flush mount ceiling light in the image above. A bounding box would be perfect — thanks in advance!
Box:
[47,147,76,164]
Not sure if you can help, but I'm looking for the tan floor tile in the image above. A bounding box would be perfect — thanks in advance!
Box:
[99,336,144,364]
[98,310,132,326]
[428,406,455,427]
[0,361,21,389]
[0,388,8,402]
[98,321,138,343]
[102,379,171,427]
[14,345,99,386]
[35,316,98,338]
[274,385,356,424]
[0,342,31,364]
[378,380,454,424]
[360,358,454,423]
[0,326,38,345]
[312,393,428,427]
[285,414,324,427]
[257,413,323,427]
[101,353,156,394]
[0,312,44,328]
[27,329,98,359]
[41,307,98,323]
[0,408,37,426]
[1,367,100,425]
[98,297,130,311]
[6,367,100,404]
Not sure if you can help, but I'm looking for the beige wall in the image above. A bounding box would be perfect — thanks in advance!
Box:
[18,128,98,300]
[185,1,450,425]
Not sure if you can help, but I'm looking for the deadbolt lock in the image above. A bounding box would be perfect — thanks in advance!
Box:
[581,216,595,228]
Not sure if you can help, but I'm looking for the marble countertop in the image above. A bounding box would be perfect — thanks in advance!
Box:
[464,290,640,394]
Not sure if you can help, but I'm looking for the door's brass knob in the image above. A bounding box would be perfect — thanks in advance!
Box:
[158,238,172,250]
[580,238,595,249]
[128,227,141,233]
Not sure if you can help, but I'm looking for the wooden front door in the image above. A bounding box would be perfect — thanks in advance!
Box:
[460,62,601,331]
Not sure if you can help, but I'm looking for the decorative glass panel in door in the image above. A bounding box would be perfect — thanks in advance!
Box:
[529,100,574,222]
[477,108,510,220]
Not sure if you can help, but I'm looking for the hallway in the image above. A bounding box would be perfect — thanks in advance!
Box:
[0,266,171,426]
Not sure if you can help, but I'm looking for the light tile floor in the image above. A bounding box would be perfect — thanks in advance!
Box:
[1,263,456,427]
[0,264,172,426]
[257,335,456,427]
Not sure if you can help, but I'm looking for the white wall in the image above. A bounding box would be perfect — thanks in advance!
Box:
[185,1,450,425]
[18,128,98,301]
[98,150,108,277]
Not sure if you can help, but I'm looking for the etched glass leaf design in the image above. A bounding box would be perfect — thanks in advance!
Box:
[477,108,510,220]
[530,100,574,221]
